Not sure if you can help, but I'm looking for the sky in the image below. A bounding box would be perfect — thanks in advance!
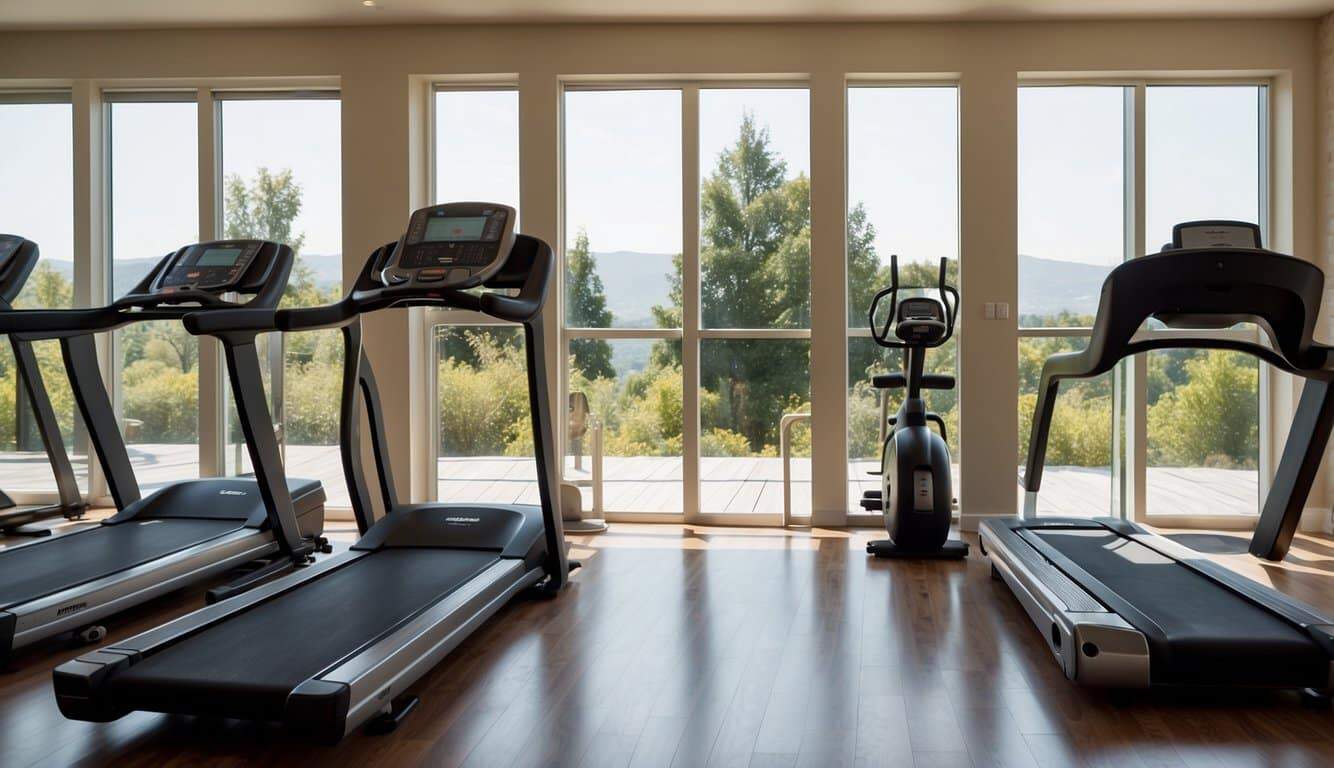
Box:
[0,83,1261,310]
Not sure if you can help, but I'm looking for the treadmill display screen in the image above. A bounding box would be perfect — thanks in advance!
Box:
[423,216,491,243]
[196,247,245,267]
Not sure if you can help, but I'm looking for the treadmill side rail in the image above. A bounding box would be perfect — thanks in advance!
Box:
[981,520,1151,687]
[8,528,277,653]
[298,560,541,741]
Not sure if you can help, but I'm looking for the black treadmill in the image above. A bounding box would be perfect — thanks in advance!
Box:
[55,202,572,742]
[982,221,1334,699]
[0,239,327,664]
[0,235,86,535]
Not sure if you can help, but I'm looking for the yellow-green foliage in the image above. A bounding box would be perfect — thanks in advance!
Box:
[1147,351,1257,469]
[1018,389,1112,467]
[122,360,199,442]
[437,331,531,457]
[284,359,343,445]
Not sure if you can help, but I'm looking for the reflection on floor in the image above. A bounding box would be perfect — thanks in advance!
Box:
[0,447,1260,518]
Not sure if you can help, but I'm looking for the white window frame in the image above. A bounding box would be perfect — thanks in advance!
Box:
[0,89,83,505]
[1017,78,1272,530]
[843,80,962,526]
[558,80,813,526]
[98,81,341,508]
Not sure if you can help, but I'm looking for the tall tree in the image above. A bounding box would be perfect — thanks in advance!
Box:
[564,229,616,380]
[223,167,306,255]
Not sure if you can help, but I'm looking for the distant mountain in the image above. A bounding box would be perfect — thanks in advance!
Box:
[588,251,677,327]
[35,251,1106,323]
[1017,255,1108,319]
[39,252,345,297]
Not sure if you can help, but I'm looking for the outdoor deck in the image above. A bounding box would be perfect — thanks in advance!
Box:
[0,444,1260,519]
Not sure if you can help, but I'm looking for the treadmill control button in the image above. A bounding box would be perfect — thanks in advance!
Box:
[386,273,409,285]
[447,268,470,284]
[417,269,446,283]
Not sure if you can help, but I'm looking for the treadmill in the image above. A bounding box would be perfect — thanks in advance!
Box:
[0,238,327,664]
[55,202,573,742]
[982,220,1334,700]
[0,235,87,536]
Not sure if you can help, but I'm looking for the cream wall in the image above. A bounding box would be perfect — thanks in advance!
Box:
[1,19,1319,527]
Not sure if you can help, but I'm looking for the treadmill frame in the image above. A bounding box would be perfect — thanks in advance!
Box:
[987,240,1334,693]
[55,229,571,741]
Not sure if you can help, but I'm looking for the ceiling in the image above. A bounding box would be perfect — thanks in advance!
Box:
[0,0,1331,30]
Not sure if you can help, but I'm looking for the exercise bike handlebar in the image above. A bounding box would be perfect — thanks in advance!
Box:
[868,256,957,349]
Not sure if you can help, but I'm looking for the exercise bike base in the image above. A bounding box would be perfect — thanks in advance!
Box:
[867,539,970,560]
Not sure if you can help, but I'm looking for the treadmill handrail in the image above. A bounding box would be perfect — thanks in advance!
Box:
[270,232,568,586]
[1023,246,1334,494]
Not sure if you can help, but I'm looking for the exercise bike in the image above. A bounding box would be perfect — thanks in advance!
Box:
[862,256,969,559]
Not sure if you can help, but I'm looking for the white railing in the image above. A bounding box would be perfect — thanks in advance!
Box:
[780,412,811,527]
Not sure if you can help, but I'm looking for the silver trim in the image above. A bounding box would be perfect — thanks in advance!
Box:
[10,527,277,649]
[981,520,1150,687]
[322,560,538,736]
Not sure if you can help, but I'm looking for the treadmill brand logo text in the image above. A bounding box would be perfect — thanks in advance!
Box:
[446,516,480,524]
[219,490,247,496]
[57,602,88,618]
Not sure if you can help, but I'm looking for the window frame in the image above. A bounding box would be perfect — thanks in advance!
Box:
[0,89,82,505]
[1017,78,1272,529]
[557,79,813,525]
[843,81,963,526]
[98,83,343,507]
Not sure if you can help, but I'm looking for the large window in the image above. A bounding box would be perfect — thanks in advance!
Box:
[1144,85,1263,517]
[0,96,86,495]
[217,94,345,507]
[1017,82,1266,521]
[430,88,529,503]
[846,85,959,516]
[562,86,811,521]
[108,97,200,491]
[1017,86,1126,517]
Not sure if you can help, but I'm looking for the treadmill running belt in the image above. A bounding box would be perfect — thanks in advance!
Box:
[0,519,246,609]
[108,548,500,721]
[1036,529,1327,687]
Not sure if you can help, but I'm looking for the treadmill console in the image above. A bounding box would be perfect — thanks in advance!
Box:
[152,240,268,295]
[1170,220,1262,250]
[380,203,516,289]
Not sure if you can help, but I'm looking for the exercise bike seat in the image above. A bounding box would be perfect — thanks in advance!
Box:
[871,372,955,390]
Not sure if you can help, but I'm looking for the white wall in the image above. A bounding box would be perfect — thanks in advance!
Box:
[0,19,1319,526]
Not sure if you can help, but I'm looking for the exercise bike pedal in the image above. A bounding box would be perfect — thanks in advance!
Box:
[366,694,419,735]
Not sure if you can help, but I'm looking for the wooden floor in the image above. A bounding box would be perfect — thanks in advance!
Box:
[2,522,1333,767]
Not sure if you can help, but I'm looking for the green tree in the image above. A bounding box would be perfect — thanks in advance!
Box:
[564,229,615,379]
[1147,350,1257,468]
[224,167,306,255]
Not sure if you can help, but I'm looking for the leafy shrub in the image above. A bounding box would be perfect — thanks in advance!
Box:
[122,360,199,442]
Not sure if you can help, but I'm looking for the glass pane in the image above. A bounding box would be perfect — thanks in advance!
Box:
[1017,337,1114,517]
[1146,85,1262,251]
[1146,350,1258,516]
[0,101,87,494]
[219,97,345,507]
[565,338,682,515]
[1018,86,1126,327]
[563,90,681,329]
[700,339,809,516]
[846,87,960,509]
[436,326,540,505]
[434,90,519,209]
[699,88,809,329]
[110,100,199,489]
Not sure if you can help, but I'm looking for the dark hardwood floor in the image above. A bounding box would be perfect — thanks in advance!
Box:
[2,521,1333,767]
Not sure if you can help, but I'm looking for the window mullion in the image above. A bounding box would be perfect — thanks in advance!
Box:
[196,89,225,478]
[681,85,701,523]
[1129,82,1148,522]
